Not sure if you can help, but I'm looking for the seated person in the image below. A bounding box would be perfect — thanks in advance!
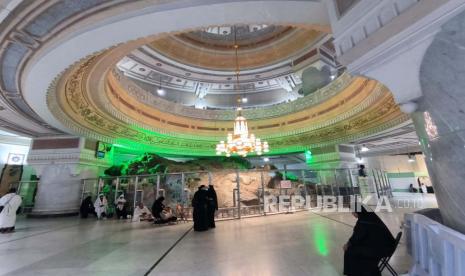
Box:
[132,202,154,222]
[160,206,177,224]
[115,194,128,219]
[408,184,418,193]
[152,197,177,224]
[94,194,108,220]
[80,196,95,218]
[343,204,395,276]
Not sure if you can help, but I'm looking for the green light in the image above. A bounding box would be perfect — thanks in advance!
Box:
[305,150,313,165]
[314,223,329,256]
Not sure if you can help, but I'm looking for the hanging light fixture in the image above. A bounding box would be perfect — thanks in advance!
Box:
[215,26,269,157]
[157,75,165,96]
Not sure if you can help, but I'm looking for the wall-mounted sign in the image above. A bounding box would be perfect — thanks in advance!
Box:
[7,153,25,165]
[280,180,292,189]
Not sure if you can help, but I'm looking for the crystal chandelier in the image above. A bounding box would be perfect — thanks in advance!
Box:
[216,108,269,157]
[215,26,270,157]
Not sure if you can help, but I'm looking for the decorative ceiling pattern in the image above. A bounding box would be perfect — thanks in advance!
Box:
[0,0,130,136]
[118,25,335,109]
[47,48,409,157]
[0,0,412,160]
[148,27,324,71]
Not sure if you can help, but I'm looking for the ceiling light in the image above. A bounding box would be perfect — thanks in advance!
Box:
[242,97,248,103]
[330,74,336,80]
[263,157,270,162]
[157,75,165,96]
[360,145,369,152]
[157,88,165,96]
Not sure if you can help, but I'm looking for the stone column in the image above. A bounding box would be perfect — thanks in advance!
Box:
[27,137,111,216]
[413,9,465,233]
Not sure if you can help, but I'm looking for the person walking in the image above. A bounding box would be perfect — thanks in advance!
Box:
[0,188,22,233]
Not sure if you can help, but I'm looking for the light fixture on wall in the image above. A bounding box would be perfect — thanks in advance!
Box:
[215,26,269,157]
[157,75,165,96]
[360,144,369,152]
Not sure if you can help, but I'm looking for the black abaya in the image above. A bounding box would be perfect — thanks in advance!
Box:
[80,196,95,218]
[192,188,209,231]
[343,206,395,276]
[207,185,218,228]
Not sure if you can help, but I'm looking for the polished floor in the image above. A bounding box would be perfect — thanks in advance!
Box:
[0,195,437,276]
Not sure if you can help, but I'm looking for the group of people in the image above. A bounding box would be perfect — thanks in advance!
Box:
[409,182,429,194]
[0,188,22,233]
[192,184,218,232]
[80,193,109,219]
[80,193,179,224]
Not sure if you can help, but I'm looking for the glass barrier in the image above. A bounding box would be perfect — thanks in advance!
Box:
[77,167,389,220]
[81,179,99,203]
[16,181,38,213]
[302,170,319,209]
[136,175,158,209]
[262,170,281,214]
[238,169,264,218]
[117,176,137,216]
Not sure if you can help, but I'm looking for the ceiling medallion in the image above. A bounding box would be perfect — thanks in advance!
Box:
[216,27,269,157]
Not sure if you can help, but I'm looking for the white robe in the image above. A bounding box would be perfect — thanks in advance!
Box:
[116,197,126,211]
[132,206,153,222]
[421,185,428,194]
[0,193,22,228]
[94,197,108,218]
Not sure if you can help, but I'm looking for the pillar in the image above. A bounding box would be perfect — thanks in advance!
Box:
[27,137,111,216]
[413,9,465,233]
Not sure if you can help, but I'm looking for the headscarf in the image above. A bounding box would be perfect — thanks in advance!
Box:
[354,204,385,226]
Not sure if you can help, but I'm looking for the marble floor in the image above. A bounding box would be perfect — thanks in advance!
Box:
[0,195,437,276]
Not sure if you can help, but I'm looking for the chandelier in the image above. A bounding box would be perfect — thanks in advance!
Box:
[215,26,270,157]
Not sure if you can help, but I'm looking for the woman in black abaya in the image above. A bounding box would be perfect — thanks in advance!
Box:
[343,205,395,276]
[192,185,209,231]
[80,196,95,218]
[207,185,218,228]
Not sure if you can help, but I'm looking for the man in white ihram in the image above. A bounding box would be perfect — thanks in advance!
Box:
[94,193,108,219]
[0,188,22,233]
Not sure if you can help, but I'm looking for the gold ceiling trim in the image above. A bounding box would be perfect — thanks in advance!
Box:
[47,48,409,156]
[148,28,324,70]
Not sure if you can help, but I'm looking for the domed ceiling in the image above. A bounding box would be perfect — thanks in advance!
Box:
[0,0,415,160]
[46,28,409,156]
[117,25,337,110]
